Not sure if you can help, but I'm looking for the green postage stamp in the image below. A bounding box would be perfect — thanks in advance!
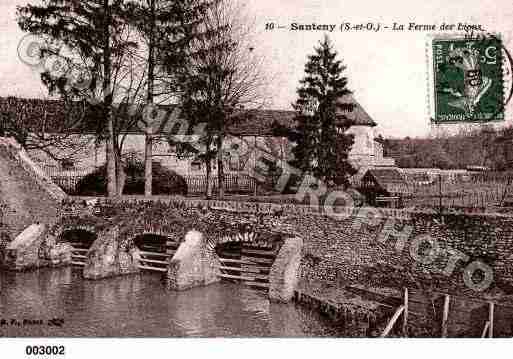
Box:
[431,35,505,123]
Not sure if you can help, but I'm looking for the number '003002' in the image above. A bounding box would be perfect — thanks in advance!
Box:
[25,345,65,356]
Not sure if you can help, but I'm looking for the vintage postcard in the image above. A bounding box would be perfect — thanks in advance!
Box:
[1,0,513,358]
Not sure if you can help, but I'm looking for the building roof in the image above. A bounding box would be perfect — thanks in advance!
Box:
[0,96,103,134]
[0,95,377,137]
[364,168,411,194]
[227,109,296,136]
[336,94,376,127]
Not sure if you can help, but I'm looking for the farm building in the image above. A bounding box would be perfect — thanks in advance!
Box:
[357,168,412,207]
[0,95,396,195]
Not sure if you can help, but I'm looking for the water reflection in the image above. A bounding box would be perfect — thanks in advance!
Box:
[0,268,339,337]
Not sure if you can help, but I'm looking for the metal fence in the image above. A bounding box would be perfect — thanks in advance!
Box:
[185,173,257,195]
[42,161,511,211]
[41,164,257,196]
[41,165,93,194]
[386,172,513,211]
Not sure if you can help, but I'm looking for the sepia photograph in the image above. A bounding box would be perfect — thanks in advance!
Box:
[1,0,513,357]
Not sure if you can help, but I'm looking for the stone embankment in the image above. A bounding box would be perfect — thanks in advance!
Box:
[0,137,65,238]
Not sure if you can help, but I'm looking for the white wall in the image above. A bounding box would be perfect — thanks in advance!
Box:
[28,126,394,176]
[28,133,291,178]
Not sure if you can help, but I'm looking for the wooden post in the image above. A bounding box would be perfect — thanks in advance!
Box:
[489,302,494,338]
[438,173,442,215]
[402,288,408,337]
[380,305,405,338]
[481,321,490,338]
[441,294,450,338]
[253,136,258,197]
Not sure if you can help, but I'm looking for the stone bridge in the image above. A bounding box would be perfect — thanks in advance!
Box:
[0,198,303,302]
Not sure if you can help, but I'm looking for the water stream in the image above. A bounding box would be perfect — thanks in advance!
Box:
[0,267,341,337]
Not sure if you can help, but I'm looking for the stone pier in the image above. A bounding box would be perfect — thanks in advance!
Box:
[83,226,140,280]
[0,224,47,270]
[0,223,76,271]
[166,230,221,290]
[269,237,304,302]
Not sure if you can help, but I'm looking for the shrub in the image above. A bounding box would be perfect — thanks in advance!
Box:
[124,159,187,195]
[74,158,187,196]
[74,167,108,196]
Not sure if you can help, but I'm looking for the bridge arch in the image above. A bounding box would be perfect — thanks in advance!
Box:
[56,227,97,267]
[210,230,285,290]
[130,233,181,273]
[166,228,303,301]
[49,203,302,300]
[58,228,97,245]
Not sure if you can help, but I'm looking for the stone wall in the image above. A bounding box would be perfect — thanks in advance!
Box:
[290,211,513,298]
[44,198,513,297]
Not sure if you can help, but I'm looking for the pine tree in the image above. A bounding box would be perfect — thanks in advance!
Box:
[291,35,356,188]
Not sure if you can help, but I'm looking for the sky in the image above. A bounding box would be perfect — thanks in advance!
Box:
[2,0,513,138]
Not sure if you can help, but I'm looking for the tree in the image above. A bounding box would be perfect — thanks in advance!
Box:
[126,0,212,196]
[17,0,138,196]
[166,0,269,198]
[289,36,355,187]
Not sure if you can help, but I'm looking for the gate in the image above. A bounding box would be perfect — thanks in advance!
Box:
[215,240,280,290]
[59,229,96,267]
[134,234,180,273]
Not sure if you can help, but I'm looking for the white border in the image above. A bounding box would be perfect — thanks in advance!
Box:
[1,338,512,359]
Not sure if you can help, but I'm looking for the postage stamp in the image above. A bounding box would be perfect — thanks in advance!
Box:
[431,35,505,123]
